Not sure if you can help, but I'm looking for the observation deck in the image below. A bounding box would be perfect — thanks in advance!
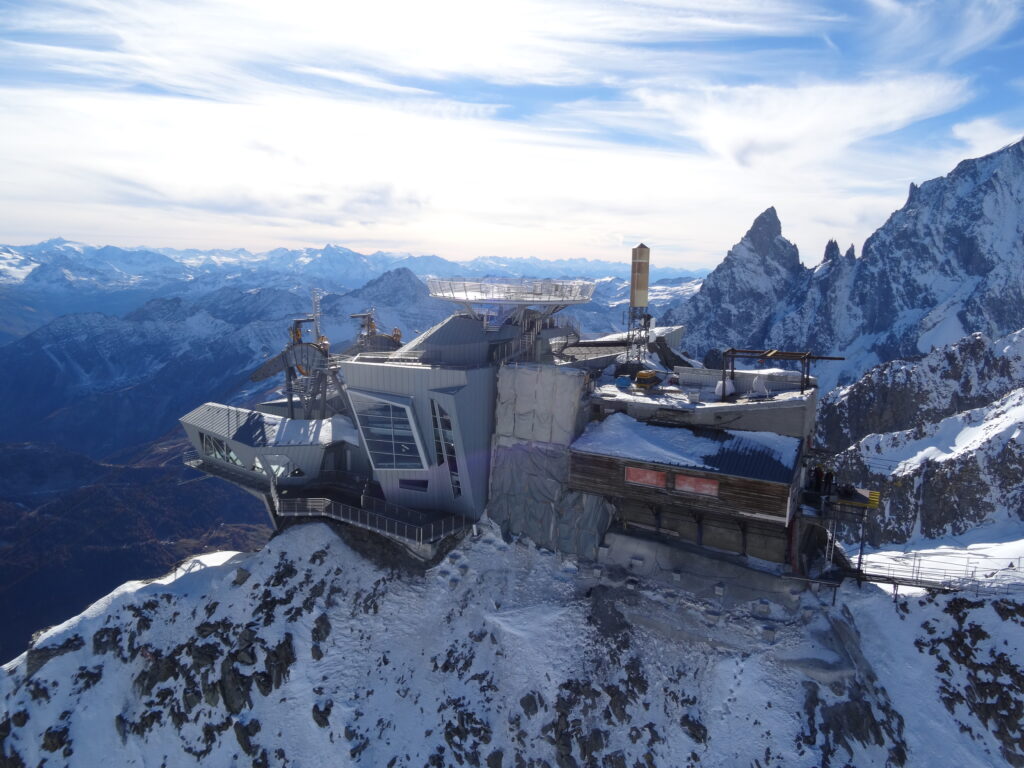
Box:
[426,277,596,326]
[427,278,594,306]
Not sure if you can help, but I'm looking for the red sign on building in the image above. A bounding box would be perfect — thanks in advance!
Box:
[674,474,719,497]
[624,466,667,488]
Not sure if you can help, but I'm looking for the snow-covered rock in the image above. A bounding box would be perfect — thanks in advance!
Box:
[3,521,1021,767]
[662,207,804,363]
[819,330,1024,451]
[665,139,1024,390]
[815,329,1024,545]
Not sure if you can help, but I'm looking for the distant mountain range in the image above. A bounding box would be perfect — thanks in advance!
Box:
[0,238,706,345]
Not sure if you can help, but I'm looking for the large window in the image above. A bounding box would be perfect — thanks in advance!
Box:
[431,400,462,498]
[349,392,425,470]
[200,432,243,467]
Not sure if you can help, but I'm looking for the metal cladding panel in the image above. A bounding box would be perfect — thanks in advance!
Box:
[630,243,650,309]
[451,366,498,516]
[336,360,497,520]
[181,403,279,446]
[409,315,491,365]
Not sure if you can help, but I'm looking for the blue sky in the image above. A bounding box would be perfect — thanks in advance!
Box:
[0,0,1022,267]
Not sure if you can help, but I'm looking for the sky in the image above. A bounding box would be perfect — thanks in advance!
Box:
[0,0,1022,268]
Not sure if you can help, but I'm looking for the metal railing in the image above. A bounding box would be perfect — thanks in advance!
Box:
[355,352,425,364]
[275,495,467,545]
[426,277,595,304]
[854,552,1024,595]
[182,451,270,491]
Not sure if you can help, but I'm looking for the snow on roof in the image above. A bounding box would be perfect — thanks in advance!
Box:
[181,403,359,447]
[571,412,800,483]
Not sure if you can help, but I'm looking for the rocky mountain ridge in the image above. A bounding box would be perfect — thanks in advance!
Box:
[2,522,1021,767]
[817,330,1024,546]
[664,138,1024,391]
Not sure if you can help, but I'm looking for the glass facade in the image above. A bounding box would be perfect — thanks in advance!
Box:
[200,432,243,467]
[431,400,462,498]
[349,392,425,470]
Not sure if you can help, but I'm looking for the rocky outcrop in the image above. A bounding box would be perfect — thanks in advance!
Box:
[818,329,1024,452]
[3,522,994,767]
[813,328,1024,545]
[827,387,1024,545]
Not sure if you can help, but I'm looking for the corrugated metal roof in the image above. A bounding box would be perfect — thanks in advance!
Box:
[180,403,358,447]
[571,412,799,484]
[181,403,277,445]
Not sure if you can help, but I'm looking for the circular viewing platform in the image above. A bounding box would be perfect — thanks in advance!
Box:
[426,277,596,306]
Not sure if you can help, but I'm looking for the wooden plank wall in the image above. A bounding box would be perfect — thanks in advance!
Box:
[614,500,789,562]
[568,451,790,521]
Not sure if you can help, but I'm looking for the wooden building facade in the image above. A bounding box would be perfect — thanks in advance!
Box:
[568,414,805,563]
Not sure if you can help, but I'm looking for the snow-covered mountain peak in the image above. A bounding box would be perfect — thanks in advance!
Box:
[661,137,1024,386]
[741,206,783,257]
[3,520,1023,767]
[348,266,430,303]
[661,207,805,361]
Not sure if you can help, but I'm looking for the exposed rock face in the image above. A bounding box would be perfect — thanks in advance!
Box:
[818,330,1024,452]
[664,207,805,364]
[665,139,1024,390]
[10,523,1012,767]
[817,330,1024,545]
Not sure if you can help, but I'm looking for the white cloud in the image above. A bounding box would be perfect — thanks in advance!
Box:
[0,0,1020,269]
[291,67,436,96]
[863,0,1021,66]
[6,0,838,92]
[951,118,1024,158]
[632,75,971,166]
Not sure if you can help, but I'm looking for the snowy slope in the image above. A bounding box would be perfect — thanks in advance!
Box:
[2,522,1021,767]
[827,385,1024,546]
[818,329,1024,451]
[816,329,1024,546]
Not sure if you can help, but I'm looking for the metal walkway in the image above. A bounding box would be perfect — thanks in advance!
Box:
[849,551,1024,596]
[803,490,1024,596]
[274,496,467,546]
[184,451,469,547]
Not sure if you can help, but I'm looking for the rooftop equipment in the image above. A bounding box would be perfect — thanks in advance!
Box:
[625,244,652,365]
[720,348,846,395]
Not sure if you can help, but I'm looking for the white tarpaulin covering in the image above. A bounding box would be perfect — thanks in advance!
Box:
[495,363,587,446]
[490,364,610,558]
[487,436,613,560]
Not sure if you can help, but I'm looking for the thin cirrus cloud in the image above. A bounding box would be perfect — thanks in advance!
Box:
[631,75,972,166]
[0,0,1022,266]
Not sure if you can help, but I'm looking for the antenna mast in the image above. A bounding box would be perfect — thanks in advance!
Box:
[625,243,651,365]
